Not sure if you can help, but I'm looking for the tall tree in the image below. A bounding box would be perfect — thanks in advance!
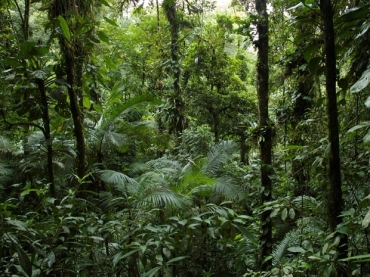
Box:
[255,0,272,270]
[163,0,186,138]
[320,0,348,275]
[49,0,95,179]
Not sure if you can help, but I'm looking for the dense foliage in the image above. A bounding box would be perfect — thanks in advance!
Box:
[1,0,370,276]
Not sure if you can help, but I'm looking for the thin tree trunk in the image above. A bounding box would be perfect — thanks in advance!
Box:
[36,79,55,197]
[65,54,86,179]
[24,0,29,39]
[163,0,186,138]
[320,0,348,275]
[255,0,272,271]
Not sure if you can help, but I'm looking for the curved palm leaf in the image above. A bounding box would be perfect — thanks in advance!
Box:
[272,231,297,266]
[99,170,140,194]
[138,187,189,209]
[0,135,10,152]
[202,140,237,175]
[213,177,240,200]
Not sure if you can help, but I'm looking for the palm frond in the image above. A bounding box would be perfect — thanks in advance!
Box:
[138,187,189,209]
[138,171,169,188]
[99,170,140,194]
[272,232,297,266]
[202,140,237,175]
[146,157,182,171]
[189,184,213,197]
[0,136,10,152]
[177,162,215,194]
[104,94,157,127]
[213,177,240,200]
[292,195,319,213]
[0,163,13,176]
[103,130,128,147]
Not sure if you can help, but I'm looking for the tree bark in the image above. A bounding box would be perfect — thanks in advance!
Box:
[255,0,272,271]
[163,0,186,138]
[65,54,86,179]
[320,0,348,275]
[36,79,55,197]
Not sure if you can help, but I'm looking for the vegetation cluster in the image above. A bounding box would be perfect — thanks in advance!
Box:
[1,0,370,276]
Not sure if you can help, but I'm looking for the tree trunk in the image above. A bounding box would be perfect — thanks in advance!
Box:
[163,0,186,138]
[320,0,348,275]
[255,0,272,271]
[36,79,55,197]
[65,54,86,179]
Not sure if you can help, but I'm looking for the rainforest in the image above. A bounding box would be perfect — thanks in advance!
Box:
[1,0,370,276]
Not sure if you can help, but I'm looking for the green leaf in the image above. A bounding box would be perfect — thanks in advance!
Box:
[350,68,370,93]
[232,223,258,246]
[100,0,112,7]
[103,16,119,27]
[47,251,56,268]
[308,57,321,74]
[143,266,161,277]
[294,32,313,44]
[83,95,91,108]
[103,56,117,70]
[58,16,71,42]
[347,122,370,133]
[113,249,140,266]
[281,208,287,221]
[304,44,320,61]
[289,208,295,219]
[167,255,188,264]
[340,253,370,262]
[97,31,110,43]
[14,243,33,277]
[288,246,306,253]
[362,210,370,228]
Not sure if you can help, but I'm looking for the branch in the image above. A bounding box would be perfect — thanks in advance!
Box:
[1,109,46,136]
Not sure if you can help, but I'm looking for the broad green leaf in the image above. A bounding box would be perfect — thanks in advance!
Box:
[281,208,287,221]
[103,56,117,70]
[294,32,313,44]
[288,246,306,254]
[232,223,258,246]
[83,95,91,108]
[365,96,370,108]
[322,243,329,254]
[340,253,370,262]
[93,103,103,113]
[308,57,321,74]
[100,0,111,7]
[347,122,370,133]
[103,16,119,27]
[97,31,110,43]
[362,210,370,228]
[47,251,56,268]
[270,208,279,218]
[304,44,320,61]
[14,244,32,277]
[143,266,161,277]
[289,208,295,219]
[58,16,71,41]
[350,68,370,93]
[113,249,140,266]
[167,255,188,264]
